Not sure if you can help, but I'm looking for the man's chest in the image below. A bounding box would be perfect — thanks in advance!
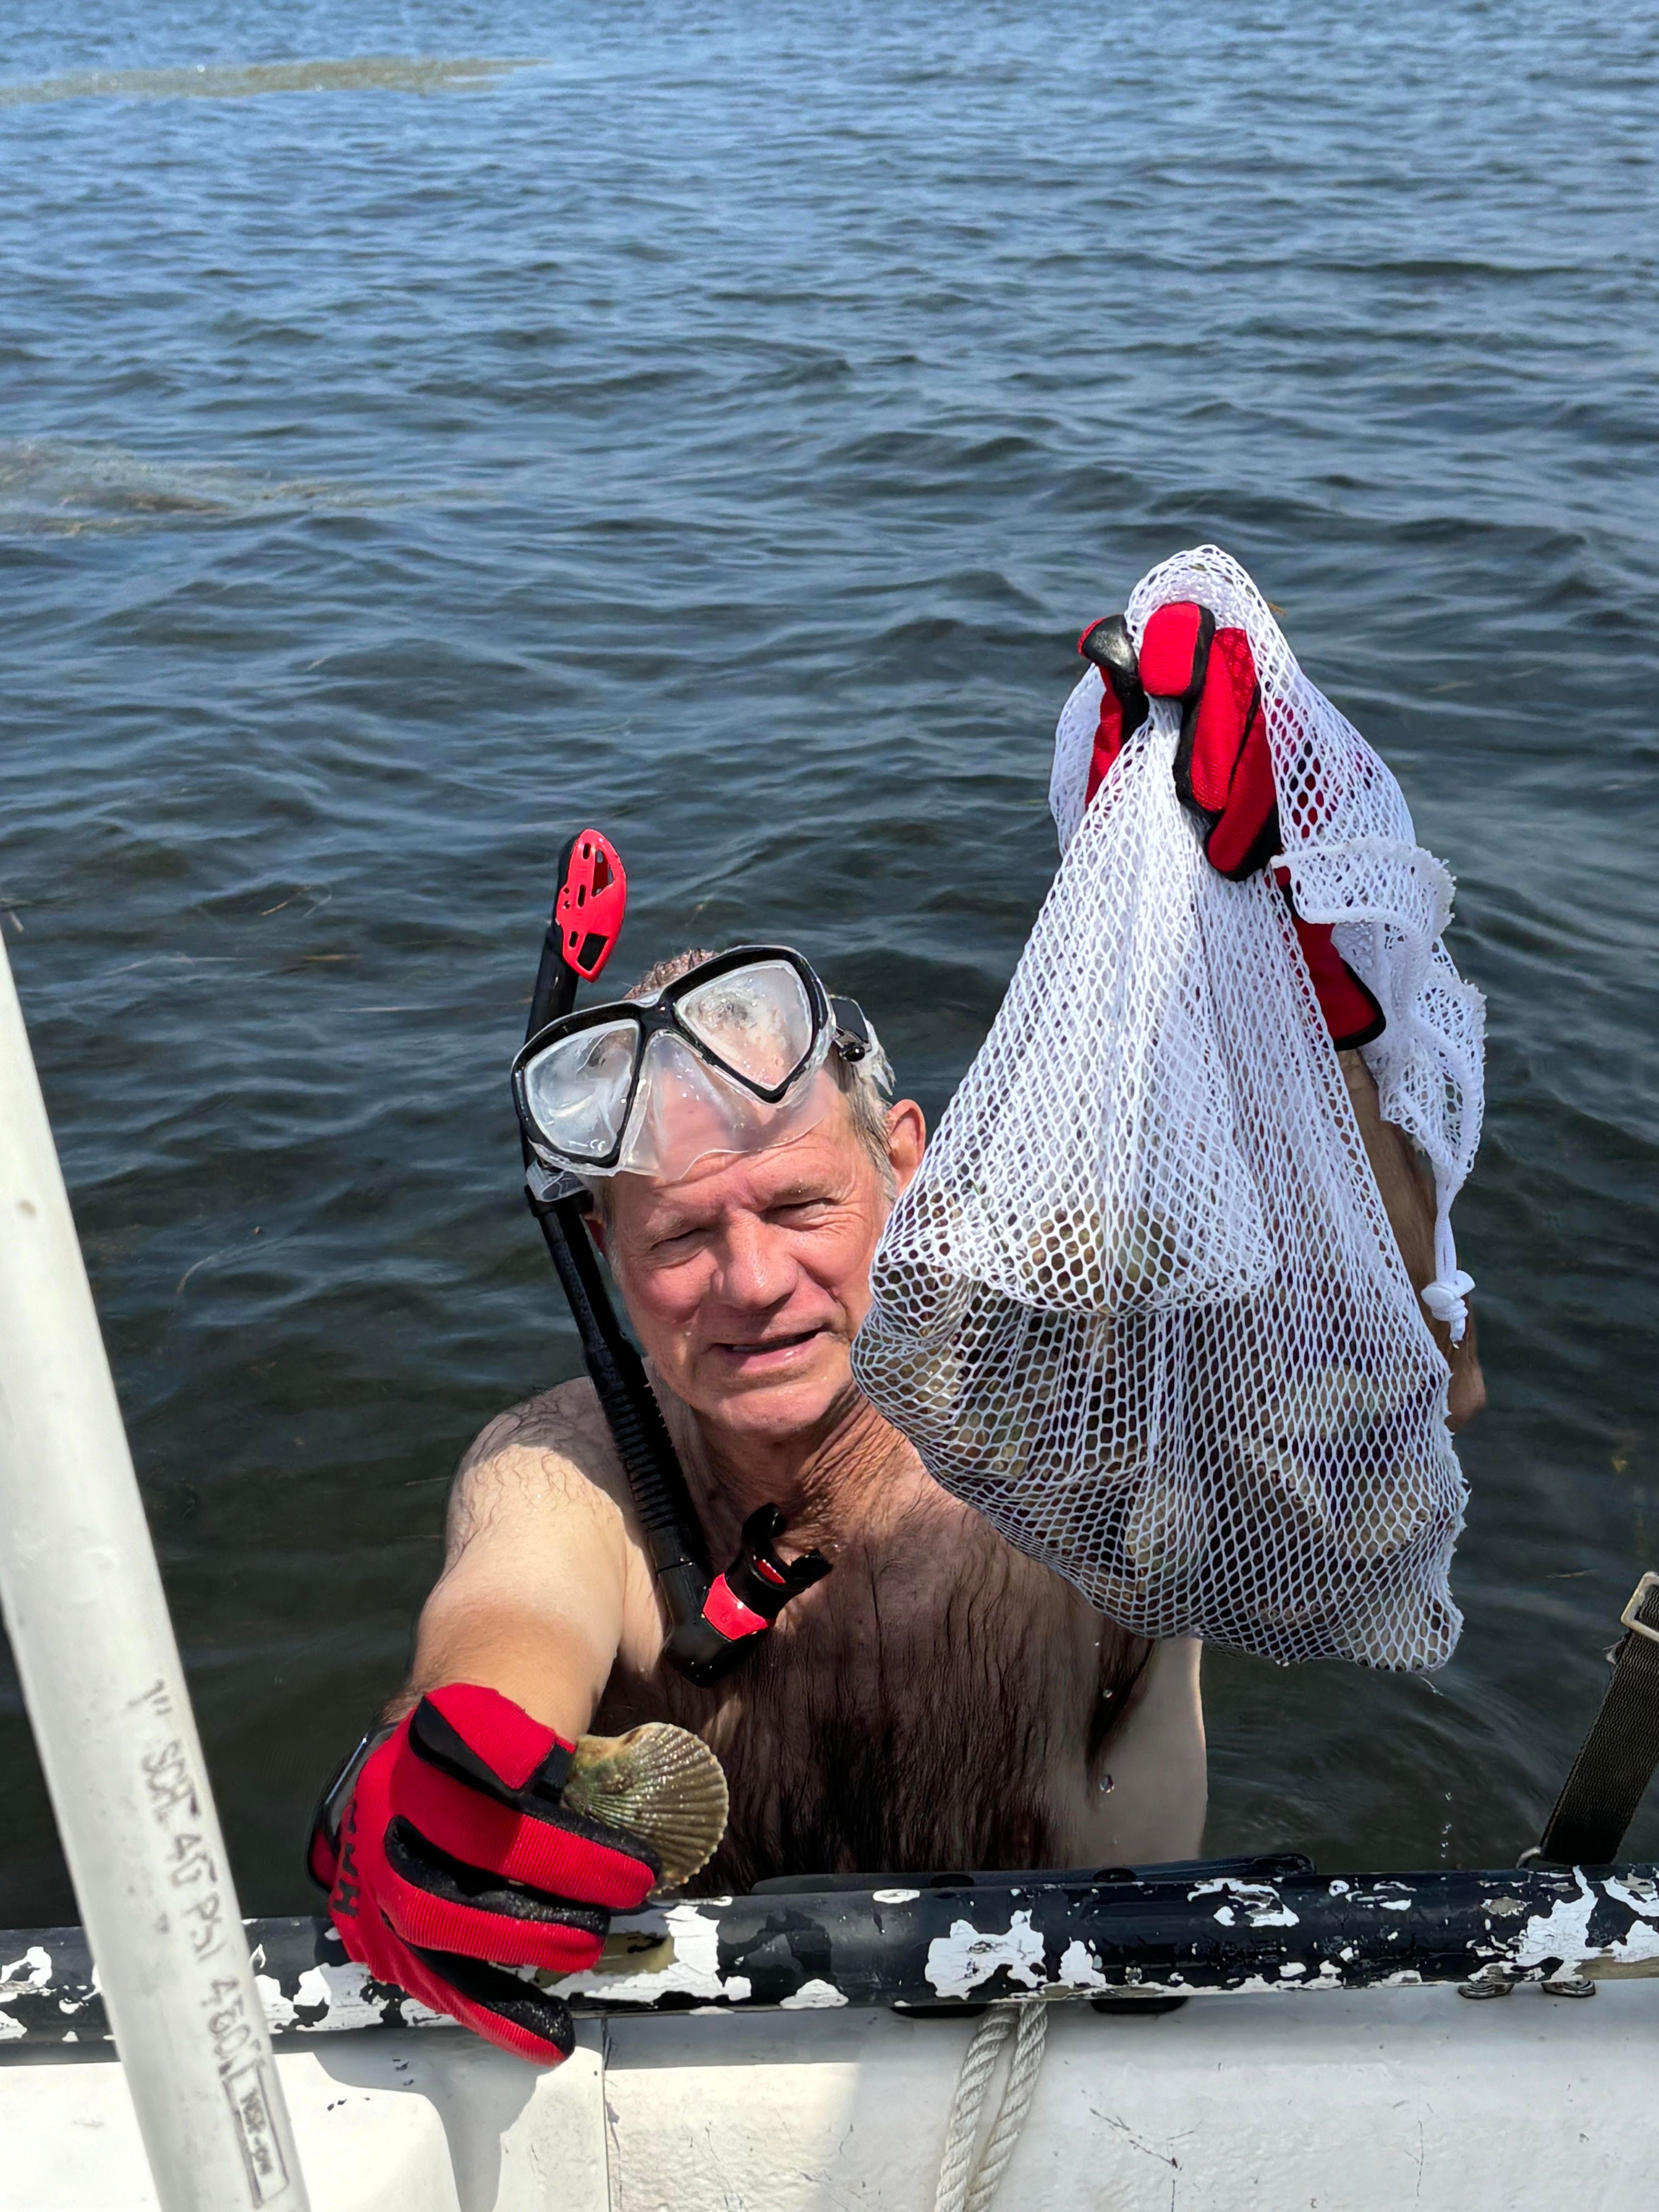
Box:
[599,1513,1145,1887]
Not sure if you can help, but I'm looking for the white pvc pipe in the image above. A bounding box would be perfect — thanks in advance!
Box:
[0,936,308,2212]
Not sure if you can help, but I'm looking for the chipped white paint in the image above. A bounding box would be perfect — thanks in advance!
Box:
[872,1888,920,1904]
[1057,1939,1108,1992]
[306,1962,441,2032]
[1510,1878,1596,1981]
[552,1903,750,2007]
[1511,1873,1659,1982]
[0,1947,51,1993]
[779,1979,849,2010]
[251,1959,437,2037]
[925,1909,1046,2001]
[0,1943,51,2039]
[1189,1879,1299,1928]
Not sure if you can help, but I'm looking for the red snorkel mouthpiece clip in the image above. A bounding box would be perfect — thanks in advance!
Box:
[555,831,627,981]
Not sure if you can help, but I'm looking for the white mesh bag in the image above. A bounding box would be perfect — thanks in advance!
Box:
[852,546,1485,1669]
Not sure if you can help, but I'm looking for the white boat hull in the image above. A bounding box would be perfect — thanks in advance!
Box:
[4,1983,1653,2210]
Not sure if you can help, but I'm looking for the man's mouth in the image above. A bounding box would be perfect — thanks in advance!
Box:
[711,1326,825,1369]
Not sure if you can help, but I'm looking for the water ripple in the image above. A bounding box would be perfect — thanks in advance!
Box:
[0,0,1657,1916]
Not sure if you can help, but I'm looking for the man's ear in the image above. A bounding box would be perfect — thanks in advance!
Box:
[586,1213,607,1259]
[884,1099,926,1198]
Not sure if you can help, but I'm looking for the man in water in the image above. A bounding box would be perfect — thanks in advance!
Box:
[315,942,1483,2063]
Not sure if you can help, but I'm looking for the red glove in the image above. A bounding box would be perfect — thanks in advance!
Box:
[1079,603,1384,1051]
[1077,614,1149,809]
[308,1684,659,2064]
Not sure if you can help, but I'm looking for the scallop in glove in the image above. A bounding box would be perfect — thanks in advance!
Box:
[309,1683,659,2064]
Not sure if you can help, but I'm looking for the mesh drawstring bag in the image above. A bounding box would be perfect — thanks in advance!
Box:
[852,546,1484,1669]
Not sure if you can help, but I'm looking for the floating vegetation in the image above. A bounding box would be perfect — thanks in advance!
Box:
[0,57,541,108]
[0,441,377,537]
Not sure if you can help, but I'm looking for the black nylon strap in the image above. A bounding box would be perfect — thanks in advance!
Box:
[1537,1573,1659,1867]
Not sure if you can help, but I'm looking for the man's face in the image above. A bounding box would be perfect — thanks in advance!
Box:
[601,1090,925,1448]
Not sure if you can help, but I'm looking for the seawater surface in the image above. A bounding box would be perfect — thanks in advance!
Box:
[1,0,1657,1923]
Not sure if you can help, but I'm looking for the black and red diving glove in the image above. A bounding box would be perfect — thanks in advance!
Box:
[1079,603,1384,1051]
[308,1683,658,2064]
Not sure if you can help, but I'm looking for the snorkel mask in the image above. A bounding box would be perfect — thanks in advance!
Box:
[512,944,874,1185]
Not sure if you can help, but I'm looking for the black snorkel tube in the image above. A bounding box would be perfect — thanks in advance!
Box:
[517,831,830,1686]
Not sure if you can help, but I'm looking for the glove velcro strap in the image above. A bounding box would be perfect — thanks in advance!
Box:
[395,1742,660,1903]
[411,1685,572,1800]
[381,1818,611,1975]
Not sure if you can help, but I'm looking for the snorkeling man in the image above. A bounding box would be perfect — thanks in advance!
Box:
[311,929,1484,2063]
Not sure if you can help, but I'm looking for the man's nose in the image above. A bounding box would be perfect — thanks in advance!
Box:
[714,1216,794,1311]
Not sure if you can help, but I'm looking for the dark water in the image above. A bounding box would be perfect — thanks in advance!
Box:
[2,0,1657,1925]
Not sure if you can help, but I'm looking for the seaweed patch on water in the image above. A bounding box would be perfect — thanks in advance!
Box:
[0,56,541,107]
[0,441,385,536]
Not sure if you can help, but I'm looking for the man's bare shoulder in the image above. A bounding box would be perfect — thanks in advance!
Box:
[446,1377,635,1560]
[458,1375,621,1481]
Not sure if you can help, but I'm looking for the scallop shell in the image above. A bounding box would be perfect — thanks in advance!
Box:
[563,1723,728,1891]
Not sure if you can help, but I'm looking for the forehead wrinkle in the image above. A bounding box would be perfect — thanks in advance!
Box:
[618,1118,867,1242]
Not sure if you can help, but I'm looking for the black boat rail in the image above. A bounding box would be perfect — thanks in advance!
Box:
[5,1858,1659,2047]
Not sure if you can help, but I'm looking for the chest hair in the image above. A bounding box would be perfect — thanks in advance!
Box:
[636,1503,1147,1888]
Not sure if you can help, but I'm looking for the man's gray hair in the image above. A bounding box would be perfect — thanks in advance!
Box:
[587,946,896,1222]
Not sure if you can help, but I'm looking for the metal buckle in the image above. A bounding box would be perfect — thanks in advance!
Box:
[1619,1572,1659,1646]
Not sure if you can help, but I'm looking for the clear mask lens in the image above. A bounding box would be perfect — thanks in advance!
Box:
[676,959,817,1091]
[521,1017,640,1163]
[617,1028,833,1184]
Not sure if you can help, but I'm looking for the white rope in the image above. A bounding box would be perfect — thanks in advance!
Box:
[933,2002,1050,2212]
[966,2003,1049,2212]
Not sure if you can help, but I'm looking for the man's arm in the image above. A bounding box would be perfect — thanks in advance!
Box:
[1340,1050,1486,1430]
[315,1381,665,2069]
[1096,1637,1208,1862]
[393,1383,651,1737]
